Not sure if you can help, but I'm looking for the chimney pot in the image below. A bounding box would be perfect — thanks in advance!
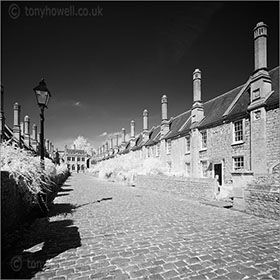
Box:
[143,109,149,131]
[161,95,168,121]
[253,21,267,71]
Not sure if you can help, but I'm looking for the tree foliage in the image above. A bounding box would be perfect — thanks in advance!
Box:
[71,136,95,155]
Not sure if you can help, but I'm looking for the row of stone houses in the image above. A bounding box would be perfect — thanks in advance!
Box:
[96,22,279,187]
[0,88,56,158]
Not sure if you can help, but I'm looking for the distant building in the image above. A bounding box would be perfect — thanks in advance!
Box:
[97,22,280,186]
[63,145,90,172]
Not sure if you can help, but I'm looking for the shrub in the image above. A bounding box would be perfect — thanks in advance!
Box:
[0,141,56,195]
[88,152,170,182]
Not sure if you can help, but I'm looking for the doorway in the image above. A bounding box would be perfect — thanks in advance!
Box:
[214,163,222,186]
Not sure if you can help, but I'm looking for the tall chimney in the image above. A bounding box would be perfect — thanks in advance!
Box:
[249,22,272,104]
[130,120,135,139]
[143,109,149,131]
[0,85,5,142]
[13,103,21,147]
[24,115,30,147]
[160,95,170,137]
[191,69,204,125]
[161,95,168,121]
[20,121,24,135]
[193,69,201,102]
[32,124,37,150]
[122,128,126,143]
[254,22,267,72]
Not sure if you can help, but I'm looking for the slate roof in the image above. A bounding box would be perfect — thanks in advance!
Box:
[164,66,279,139]
[144,126,161,146]
[66,149,87,156]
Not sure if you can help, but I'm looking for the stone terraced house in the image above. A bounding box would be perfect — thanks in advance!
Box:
[97,22,279,190]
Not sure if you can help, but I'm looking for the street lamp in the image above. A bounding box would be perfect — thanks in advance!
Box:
[34,78,51,169]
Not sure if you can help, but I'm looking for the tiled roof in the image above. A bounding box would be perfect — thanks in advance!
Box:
[164,111,191,140]
[66,149,86,155]
[165,66,279,137]
[144,126,161,146]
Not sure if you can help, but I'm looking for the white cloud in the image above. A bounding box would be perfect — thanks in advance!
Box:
[99,132,107,137]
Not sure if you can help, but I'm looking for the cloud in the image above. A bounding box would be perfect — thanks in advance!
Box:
[99,132,107,137]
[73,101,81,107]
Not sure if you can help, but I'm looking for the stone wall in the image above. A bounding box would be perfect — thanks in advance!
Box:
[244,184,280,220]
[135,174,215,201]
[266,108,280,171]
[1,171,35,233]
[1,170,70,233]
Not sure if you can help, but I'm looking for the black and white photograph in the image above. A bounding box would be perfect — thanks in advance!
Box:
[1,1,279,279]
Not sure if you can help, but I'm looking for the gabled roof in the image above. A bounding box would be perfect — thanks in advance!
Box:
[164,111,191,140]
[144,126,161,146]
[66,149,86,156]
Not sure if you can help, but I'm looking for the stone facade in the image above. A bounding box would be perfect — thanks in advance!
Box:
[64,148,89,172]
[97,22,279,206]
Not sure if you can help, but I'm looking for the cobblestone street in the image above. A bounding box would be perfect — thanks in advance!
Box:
[4,173,280,280]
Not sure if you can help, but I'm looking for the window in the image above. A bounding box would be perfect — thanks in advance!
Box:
[67,157,71,161]
[233,156,244,170]
[82,157,85,161]
[167,161,172,172]
[77,157,80,161]
[156,143,160,157]
[147,147,150,158]
[166,140,171,155]
[185,135,190,153]
[72,157,75,161]
[185,162,191,177]
[201,161,208,177]
[234,120,243,142]
[72,165,75,171]
[201,131,207,149]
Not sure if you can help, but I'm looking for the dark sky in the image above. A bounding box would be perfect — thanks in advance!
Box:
[1,1,279,150]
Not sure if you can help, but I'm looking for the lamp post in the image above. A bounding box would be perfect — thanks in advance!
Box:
[33,79,51,169]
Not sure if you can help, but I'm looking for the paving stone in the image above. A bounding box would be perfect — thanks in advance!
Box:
[2,174,279,280]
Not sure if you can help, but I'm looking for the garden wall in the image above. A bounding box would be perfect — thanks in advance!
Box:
[244,184,280,220]
[1,170,69,233]
[135,175,216,201]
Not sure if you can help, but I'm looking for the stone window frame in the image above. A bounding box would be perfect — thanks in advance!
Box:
[185,134,191,154]
[232,119,244,145]
[201,160,208,177]
[185,162,191,177]
[233,155,245,171]
[200,130,207,150]
[156,143,160,157]
[166,139,172,155]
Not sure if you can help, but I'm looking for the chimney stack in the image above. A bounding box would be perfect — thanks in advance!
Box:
[143,109,149,131]
[193,69,201,102]
[191,69,204,125]
[254,22,267,72]
[0,85,5,142]
[160,95,170,137]
[32,124,37,150]
[161,95,168,121]
[122,128,126,143]
[249,22,272,104]
[130,120,135,139]
[13,103,21,147]
[24,115,30,147]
